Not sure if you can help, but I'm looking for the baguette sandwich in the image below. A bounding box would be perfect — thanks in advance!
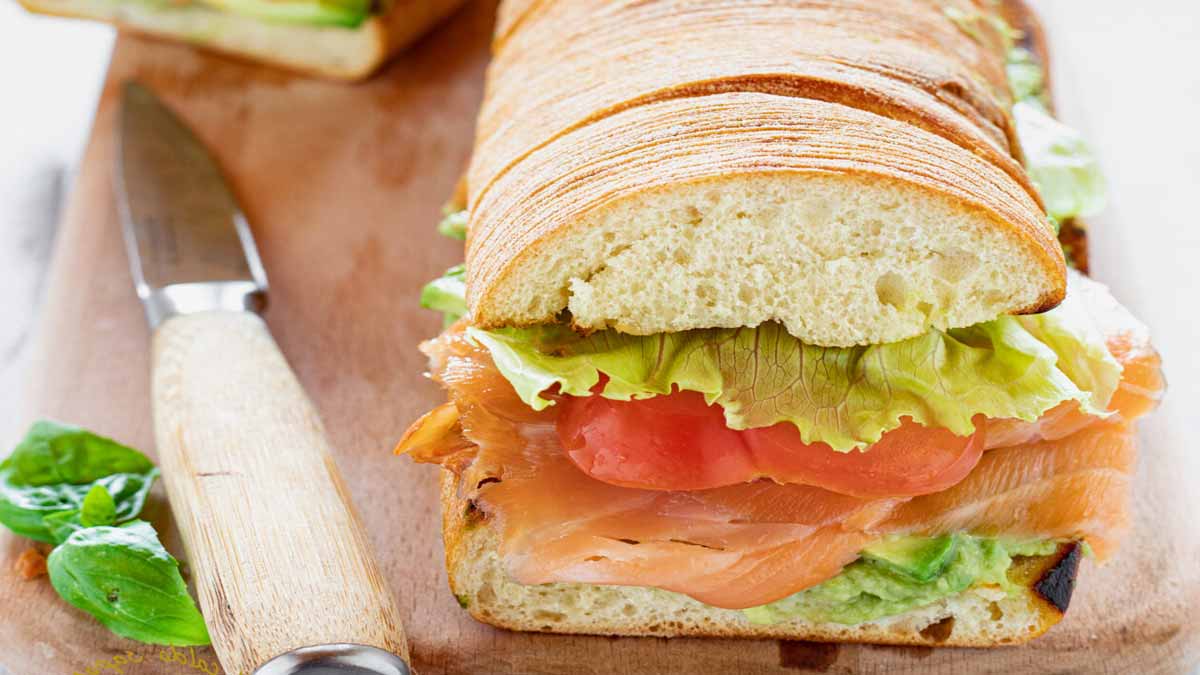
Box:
[17,0,466,80]
[398,0,1164,647]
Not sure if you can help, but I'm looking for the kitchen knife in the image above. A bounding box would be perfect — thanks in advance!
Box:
[115,81,411,675]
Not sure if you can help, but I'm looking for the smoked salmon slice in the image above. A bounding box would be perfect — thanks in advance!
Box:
[426,391,1137,608]
[888,422,1137,559]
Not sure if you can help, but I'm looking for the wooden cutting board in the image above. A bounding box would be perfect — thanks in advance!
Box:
[3,2,1198,673]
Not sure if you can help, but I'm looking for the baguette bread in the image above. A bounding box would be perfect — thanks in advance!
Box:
[462,0,1068,347]
[405,0,1137,651]
[441,471,1082,647]
[17,0,466,80]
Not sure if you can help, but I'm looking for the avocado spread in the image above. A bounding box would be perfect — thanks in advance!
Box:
[128,0,373,28]
[742,536,1058,625]
[199,0,372,27]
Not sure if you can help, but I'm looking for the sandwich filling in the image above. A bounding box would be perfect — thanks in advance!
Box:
[113,0,375,28]
[402,269,1162,621]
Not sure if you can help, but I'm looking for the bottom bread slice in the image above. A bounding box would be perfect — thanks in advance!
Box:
[440,471,1081,647]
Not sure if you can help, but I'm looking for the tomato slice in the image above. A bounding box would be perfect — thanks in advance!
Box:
[556,390,985,498]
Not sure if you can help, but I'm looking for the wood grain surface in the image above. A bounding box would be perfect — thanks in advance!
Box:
[151,311,409,673]
[2,1,1198,674]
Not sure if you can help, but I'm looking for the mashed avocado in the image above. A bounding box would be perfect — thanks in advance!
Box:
[742,536,1058,625]
[206,0,371,27]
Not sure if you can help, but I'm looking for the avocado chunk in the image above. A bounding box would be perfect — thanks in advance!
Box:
[199,0,372,28]
[861,535,959,583]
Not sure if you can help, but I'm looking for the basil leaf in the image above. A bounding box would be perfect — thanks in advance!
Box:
[81,484,117,528]
[47,521,210,646]
[43,510,85,544]
[3,421,154,485]
[0,421,159,542]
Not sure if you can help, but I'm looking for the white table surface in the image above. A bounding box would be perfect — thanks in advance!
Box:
[0,5,112,445]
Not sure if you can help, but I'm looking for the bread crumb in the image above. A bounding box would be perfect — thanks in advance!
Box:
[14,547,48,580]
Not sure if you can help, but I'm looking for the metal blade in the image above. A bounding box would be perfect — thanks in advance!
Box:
[116,82,267,326]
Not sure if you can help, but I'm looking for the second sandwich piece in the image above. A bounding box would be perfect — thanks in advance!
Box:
[401,0,1162,647]
[19,0,467,79]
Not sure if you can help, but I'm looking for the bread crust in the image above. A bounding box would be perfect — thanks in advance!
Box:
[462,0,1069,344]
[439,470,1077,646]
[16,0,466,80]
[466,92,1067,342]
[468,0,1036,211]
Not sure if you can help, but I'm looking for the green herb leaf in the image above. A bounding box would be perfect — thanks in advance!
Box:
[0,421,158,542]
[42,509,85,544]
[3,421,154,485]
[81,484,117,528]
[437,209,468,241]
[47,521,210,646]
[421,264,468,327]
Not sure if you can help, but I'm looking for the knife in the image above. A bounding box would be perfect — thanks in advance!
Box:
[115,82,411,675]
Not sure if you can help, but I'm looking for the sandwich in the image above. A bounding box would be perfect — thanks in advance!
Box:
[17,0,466,80]
[398,0,1164,647]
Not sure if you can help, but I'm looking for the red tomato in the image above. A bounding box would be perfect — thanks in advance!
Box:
[556,391,985,498]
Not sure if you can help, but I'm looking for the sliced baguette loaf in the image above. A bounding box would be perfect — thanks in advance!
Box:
[440,470,1081,646]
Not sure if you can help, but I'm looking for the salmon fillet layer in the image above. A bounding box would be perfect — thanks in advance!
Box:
[403,279,1163,612]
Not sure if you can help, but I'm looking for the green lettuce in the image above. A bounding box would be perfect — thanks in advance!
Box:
[1006,47,1047,105]
[421,265,468,327]
[466,288,1120,451]
[742,536,1059,625]
[1015,101,1107,222]
[1007,45,1107,228]
[437,209,469,241]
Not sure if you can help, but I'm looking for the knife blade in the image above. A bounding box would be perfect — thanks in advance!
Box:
[115,82,411,675]
[117,82,267,328]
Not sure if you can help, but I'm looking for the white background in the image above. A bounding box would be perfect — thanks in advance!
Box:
[0,6,112,444]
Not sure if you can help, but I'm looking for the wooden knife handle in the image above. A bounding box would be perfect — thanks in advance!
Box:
[151,311,408,675]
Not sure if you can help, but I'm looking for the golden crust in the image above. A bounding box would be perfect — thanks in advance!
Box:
[468,0,1039,214]
[466,92,1066,330]
[16,0,466,80]
[464,0,1069,337]
[440,470,1073,646]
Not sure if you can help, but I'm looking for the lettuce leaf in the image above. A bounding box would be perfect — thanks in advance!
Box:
[1014,101,1107,222]
[437,209,468,241]
[421,265,468,327]
[1006,47,1047,105]
[468,286,1120,451]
